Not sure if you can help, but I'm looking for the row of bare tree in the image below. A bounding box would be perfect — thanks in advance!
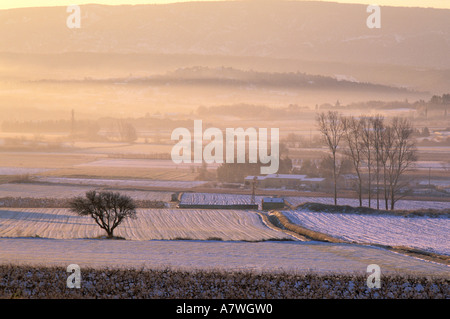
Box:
[316,111,417,210]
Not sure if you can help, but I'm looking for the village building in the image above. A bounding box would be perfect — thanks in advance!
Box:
[244,174,325,190]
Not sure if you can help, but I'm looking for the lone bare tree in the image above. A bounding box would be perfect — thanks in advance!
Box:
[316,111,345,205]
[69,191,137,239]
[117,120,137,143]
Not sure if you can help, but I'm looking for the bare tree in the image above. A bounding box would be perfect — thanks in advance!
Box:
[69,191,137,238]
[385,117,418,210]
[342,116,364,206]
[117,120,137,143]
[316,111,345,205]
[380,124,394,210]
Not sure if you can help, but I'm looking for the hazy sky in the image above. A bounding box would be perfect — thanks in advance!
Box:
[1,0,449,10]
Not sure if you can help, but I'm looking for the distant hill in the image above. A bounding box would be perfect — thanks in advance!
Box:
[0,1,448,69]
[35,66,412,94]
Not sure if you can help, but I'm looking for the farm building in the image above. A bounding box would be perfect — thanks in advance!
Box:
[261,197,285,210]
[244,174,325,190]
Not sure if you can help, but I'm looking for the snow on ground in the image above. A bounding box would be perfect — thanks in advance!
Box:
[3,177,448,211]
[414,161,450,170]
[417,146,450,153]
[181,193,450,211]
[35,177,207,189]
[0,238,448,276]
[0,183,94,199]
[285,196,450,210]
[418,180,450,188]
[0,208,291,241]
[283,210,450,256]
[0,167,53,175]
[110,190,173,202]
[0,183,179,201]
[72,142,173,155]
[76,158,220,170]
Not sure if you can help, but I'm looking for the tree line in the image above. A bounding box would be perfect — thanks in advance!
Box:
[317,111,417,210]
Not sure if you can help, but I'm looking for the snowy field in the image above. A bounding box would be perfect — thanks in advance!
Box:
[76,158,220,170]
[0,208,291,241]
[0,183,94,199]
[35,177,208,189]
[72,142,173,155]
[2,179,448,211]
[283,210,450,256]
[106,190,173,202]
[285,196,450,211]
[0,183,176,201]
[180,193,450,211]
[414,161,450,170]
[0,238,448,276]
[418,180,450,188]
[0,167,53,175]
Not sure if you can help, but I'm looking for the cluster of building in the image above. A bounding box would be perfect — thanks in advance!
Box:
[244,174,325,191]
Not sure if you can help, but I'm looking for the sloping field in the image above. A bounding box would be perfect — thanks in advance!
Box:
[0,167,53,175]
[0,238,448,276]
[283,210,450,256]
[107,190,173,202]
[285,196,450,211]
[0,183,94,199]
[36,177,208,189]
[75,159,219,170]
[181,193,450,211]
[72,143,173,155]
[0,183,173,202]
[0,208,291,241]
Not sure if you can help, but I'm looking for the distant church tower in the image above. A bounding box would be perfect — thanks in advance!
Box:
[335,100,340,108]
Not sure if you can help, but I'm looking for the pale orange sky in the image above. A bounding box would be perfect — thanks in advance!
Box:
[1,0,449,10]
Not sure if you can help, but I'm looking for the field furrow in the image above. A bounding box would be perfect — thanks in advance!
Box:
[285,196,450,211]
[284,210,450,256]
[0,183,174,202]
[0,208,292,241]
[1,239,448,276]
